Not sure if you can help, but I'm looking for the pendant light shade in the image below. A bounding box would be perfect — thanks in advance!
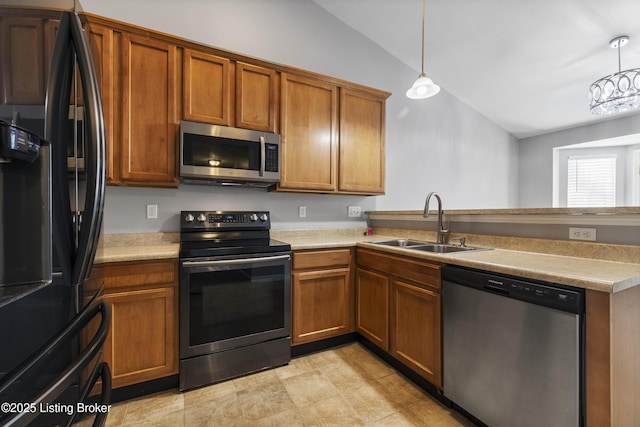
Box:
[406,0,439,99]
[406,73,440,99]
[589,36,640,115]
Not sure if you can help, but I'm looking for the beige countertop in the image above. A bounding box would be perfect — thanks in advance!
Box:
[95,243,180,263]
[356,241,640,294]
[95,230,640,294]
[95,232,180,264]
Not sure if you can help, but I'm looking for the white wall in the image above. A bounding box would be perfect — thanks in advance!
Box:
[79,0,520,233]
[519,114,640,208]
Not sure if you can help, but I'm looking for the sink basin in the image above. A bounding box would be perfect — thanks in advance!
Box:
[370,239,489,254]
[370,239,429,247]
[409,244,481,253]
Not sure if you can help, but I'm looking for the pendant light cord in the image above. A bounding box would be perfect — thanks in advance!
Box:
[617,42,622,73]
[421,0,425,75]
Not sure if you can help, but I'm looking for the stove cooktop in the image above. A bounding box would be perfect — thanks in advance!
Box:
[179,210,290,258]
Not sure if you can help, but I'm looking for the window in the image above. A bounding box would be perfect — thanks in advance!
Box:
[567,155,616,207]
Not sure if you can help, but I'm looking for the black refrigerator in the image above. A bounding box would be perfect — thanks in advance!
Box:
[0,2,111,426]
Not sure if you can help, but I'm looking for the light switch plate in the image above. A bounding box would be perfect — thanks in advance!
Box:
[146,204,158,219]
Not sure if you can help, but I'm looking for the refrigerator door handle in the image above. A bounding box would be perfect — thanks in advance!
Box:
[46,12,75,288]
[75,359,112,427]
[0,300,111,427]
[68,12,106,291]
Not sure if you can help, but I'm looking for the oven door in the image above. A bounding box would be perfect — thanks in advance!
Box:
[179,252,291,359]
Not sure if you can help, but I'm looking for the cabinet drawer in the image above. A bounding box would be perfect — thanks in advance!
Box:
[98,259,177,292]
[293,249,351,270]
[356,249,392,273]
[357,248,440,290]
[391,259,441,290]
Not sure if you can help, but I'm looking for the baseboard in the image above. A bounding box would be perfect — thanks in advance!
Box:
[290,333,358,357]
[109,375,179,404]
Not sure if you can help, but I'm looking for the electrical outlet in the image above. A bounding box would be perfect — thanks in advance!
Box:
[348,206,362,218]
[298,206,307,218]
[569,227,596,241]
[146,204,158,219]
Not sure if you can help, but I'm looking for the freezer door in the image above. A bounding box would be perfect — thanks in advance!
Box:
[0,142,52,294]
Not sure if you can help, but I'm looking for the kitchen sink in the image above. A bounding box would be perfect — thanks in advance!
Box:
[369,239,429,247]
[370,239,490,253]
[409,243,482,253]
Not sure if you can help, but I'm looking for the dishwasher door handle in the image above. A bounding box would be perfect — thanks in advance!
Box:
[483,284,510,296]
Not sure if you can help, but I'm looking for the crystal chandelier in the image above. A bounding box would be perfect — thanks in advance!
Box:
[406,0,439,99]
[589,36,640,115]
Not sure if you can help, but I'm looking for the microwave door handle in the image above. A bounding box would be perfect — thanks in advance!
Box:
[259,135,265,177]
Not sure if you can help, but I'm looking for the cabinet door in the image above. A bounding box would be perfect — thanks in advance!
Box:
[390,279,442,388]
[279,73,338,191]
[120,33,178,186]
[292,267,351,344]
[339,88,385,194]
[86,23,115,183]
[236,62,278,132]
[356,267,389,350]
[102,286,178,388]
[183,49,231,126]
[0,16,46,104]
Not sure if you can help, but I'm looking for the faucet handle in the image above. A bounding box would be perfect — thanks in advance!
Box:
[452,237,466,247]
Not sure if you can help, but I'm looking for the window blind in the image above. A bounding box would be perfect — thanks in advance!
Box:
[567,156,616,207]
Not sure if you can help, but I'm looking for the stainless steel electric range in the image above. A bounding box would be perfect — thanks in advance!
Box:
[178,210,291,391]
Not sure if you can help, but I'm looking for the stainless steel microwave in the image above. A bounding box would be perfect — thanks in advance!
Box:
[180,120,281,188]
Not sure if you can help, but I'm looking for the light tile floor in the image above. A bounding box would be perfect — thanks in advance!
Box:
[102,343,476,426]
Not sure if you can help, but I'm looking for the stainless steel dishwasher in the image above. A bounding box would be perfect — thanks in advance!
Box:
[443,265,585,427]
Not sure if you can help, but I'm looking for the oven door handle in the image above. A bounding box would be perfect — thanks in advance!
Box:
[182,254,291,267]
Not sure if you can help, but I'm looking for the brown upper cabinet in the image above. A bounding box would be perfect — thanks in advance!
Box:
[0,15,48,104]
[81,12,388,191]
[183,50,278,132]
[280,73,338,192]
[279,73,388,195]
[339,88,386,194]
[235,62,278,132]
[85,23,115,183]
[119,33,180,187]
[183,49,232,126]
[85,20,180,188]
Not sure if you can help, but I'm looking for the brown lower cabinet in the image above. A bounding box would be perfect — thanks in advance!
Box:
[92,259,178,389]
[390,278,441,385]
[356,248,443,388]
[291,248,354,345]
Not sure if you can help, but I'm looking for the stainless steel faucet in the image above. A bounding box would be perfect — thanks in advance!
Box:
[423,192,449,244]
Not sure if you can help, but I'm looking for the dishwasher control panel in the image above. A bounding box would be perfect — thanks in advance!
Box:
[443,265,584,314]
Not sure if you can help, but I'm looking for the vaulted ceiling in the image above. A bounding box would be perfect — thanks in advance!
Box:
[313,0,640,138]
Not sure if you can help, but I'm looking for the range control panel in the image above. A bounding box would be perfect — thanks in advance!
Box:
[180,210,270,231]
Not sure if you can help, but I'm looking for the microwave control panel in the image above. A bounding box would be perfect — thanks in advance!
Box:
[265,143,279,172]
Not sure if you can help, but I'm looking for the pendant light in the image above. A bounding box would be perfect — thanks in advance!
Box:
[406,0,440,99]
[589,36,640,115]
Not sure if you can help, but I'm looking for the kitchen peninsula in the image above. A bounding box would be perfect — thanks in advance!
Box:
[96,207,640,427]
